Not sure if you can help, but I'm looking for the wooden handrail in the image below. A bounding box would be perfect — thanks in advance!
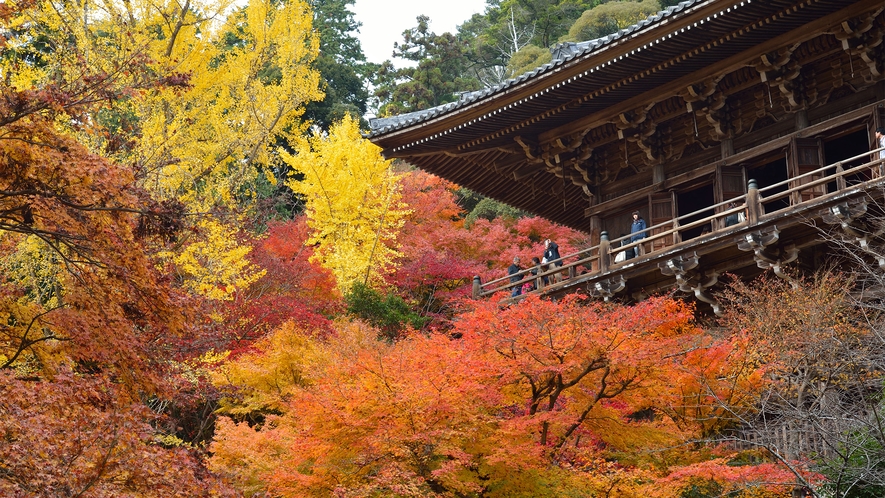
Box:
[756,154,885,213]
[478,248,602,296]
[476,146,885,299]
[757,147,885,197]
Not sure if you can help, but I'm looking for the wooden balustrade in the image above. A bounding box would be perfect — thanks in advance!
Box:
[723,422,839,460]
[472,146,885,300]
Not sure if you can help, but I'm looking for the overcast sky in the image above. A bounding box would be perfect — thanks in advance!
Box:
[351,0,487,65]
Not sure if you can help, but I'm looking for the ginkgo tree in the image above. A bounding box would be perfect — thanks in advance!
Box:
[128,0,324,211]
[130,0,324,299]
[10,0,326,301]
[283,114,410,291]
[0,0,328,492]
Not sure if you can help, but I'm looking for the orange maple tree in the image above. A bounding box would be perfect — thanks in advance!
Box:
[0,369,236,496]
[390,169,483,327]
[209,292,799,496]
[0,1,244,493]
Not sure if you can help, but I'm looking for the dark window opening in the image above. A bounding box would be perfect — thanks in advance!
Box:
[824,129,871,189]
[677,184,714,240]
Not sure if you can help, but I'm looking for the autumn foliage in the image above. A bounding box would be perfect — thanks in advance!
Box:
[283,115,409,292]
[208,294,802,496]
[0,0,322,492]
[0,369,236,497]
[0,0,855,495]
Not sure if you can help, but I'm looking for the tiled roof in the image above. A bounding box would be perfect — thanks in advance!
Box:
[366,0,703,137]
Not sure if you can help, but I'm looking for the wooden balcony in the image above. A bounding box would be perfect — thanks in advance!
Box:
[474,147,885,312]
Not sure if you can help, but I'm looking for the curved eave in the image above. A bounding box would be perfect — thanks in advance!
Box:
[370,0,872,160]
[368,0,881,232]
[367,0,715,147]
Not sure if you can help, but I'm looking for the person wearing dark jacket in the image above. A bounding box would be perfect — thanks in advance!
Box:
[543,239,563,283]
[629,211,647,258]
[507,256,523,297]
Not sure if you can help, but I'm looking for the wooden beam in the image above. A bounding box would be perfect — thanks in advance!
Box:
[492,153,531,172]
[374,0,791,151]
[583,100,882,219]
[584,163,717,218]
[540,0,880,143]
[513,161,546,180]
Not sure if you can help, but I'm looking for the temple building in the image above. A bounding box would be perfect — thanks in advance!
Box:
[366,0,885,312]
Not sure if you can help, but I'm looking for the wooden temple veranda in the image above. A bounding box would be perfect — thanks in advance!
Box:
[367,0,885,312]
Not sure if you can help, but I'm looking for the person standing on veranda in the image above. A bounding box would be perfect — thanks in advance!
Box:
[543,239,563,283]
[629,211,647,257]
[724,202,746,227]
[876,127,885,160]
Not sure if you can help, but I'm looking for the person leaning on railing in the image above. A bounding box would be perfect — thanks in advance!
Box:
[543,239,563,283]
[724,202,746,227]
[507,256,523,297]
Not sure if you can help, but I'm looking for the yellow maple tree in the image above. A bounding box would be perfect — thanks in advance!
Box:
[282,115,409,291]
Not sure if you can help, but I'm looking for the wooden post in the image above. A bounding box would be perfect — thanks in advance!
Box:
[589,215,602,272]
[599,231,611,273]
[721,138,734,158]
[590,215,601,244]
[653,163,665,184]
[472,276,481,299]
[835,162,846,190]
[746,179,761,224]
[795,109,809,130]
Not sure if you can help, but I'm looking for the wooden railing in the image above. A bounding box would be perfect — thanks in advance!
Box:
[473,145,885,299]
[723,422,839,460]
